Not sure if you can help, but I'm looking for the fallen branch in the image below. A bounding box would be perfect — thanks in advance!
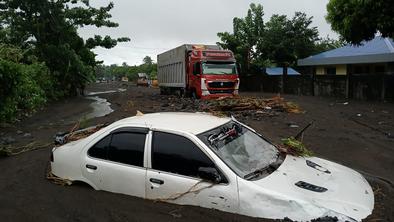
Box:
[203,95,303,116]
[0,141,53,157]
[279,137,313,157]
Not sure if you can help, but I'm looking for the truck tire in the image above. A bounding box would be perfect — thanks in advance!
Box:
[160,87,166,95]
[191,90,199,99]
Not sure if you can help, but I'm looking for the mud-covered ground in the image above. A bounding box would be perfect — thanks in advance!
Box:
[0,82,393,222]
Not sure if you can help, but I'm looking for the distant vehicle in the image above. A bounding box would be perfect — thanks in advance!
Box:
[137,73,149,87]
[157,44,239,99]
[121,76,129,82]
[51,112,373,222]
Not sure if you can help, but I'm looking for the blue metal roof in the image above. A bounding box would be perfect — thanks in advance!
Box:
[265,67,300,75]
[298,37,394,66]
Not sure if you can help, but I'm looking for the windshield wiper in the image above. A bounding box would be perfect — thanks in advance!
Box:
[243,155,283,180]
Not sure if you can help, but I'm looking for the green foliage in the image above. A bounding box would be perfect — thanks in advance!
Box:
[259,12,319,66]
[326,0,394,44]
[218,4,339,72]
[0,45,49,121]
[281,137,313,157]
[0,0,130,96]
[314,36,346,53]
[0,0,129,121]
[95,56,158,81]
[217,3,264,73]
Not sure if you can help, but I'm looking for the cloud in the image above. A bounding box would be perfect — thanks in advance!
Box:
[78,0,337,65]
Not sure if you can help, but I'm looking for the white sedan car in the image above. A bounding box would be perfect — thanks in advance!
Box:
[51,112,374,221]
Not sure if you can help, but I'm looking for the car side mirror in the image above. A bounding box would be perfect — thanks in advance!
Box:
[198,167,222,183]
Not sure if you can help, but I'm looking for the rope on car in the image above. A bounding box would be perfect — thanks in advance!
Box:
[154,180,215,202]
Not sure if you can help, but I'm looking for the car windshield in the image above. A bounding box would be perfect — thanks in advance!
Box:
[202,62,237,75]
[198,121,279,179]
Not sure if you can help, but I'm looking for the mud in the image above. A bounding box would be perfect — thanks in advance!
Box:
[0,82,393,221]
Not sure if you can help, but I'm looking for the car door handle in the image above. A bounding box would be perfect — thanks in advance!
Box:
[86,164,97,170]
[149,178,164,185]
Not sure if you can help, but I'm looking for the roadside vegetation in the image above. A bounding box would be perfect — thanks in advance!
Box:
[1,1,391,122]
[0,0,129,122]
[217,3,344,73]
[95,56,158,82]
[326,0,393,44]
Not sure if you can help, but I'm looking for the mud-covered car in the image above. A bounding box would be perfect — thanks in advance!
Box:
[50,112,374,221]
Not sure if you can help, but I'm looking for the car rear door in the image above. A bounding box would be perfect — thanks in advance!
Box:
[82,127,148,198]
[145,131,238,213]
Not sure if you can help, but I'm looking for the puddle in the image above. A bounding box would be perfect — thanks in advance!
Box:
[85,96,114,119]
[86,88,127,96]
[86,90,117,96]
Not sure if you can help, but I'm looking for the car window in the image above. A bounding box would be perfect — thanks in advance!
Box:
[107,132,146,167]
[88,134,111,159]
[152,132,215,178]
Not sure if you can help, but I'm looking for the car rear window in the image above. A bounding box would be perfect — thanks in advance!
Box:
[87,130,146,168]
[108,132,146,167]
[88,135,111,159]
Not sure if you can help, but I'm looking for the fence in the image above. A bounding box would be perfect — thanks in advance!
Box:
[240,73,394,101]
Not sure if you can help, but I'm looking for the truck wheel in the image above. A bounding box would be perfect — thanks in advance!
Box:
[191,90,199,99]
[179,88,186,97]
[160,87,166,95]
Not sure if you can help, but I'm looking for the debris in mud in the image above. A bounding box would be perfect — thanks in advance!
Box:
[204,96,303,114]
[150,94,303,120]
[0,141,53,157]
[0,136,16,145]
[279,137,313,157]
[55,111,143,146]
[46,164,72,186]
[55,123,107,145]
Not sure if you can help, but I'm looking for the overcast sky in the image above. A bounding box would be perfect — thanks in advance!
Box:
[78,0,337,66]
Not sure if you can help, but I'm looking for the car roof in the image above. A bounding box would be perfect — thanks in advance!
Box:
[115,112,231,135]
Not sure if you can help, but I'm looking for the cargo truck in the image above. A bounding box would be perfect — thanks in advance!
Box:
[157,44,239,99]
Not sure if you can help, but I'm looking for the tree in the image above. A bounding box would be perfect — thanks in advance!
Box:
[95,56,158,81]
[326,0,394,44]
[259,12,319,66]
[218,4,329,72]
[314,36,346,53]
[217,3,264,73]
[143,56,153,66]
[0,0,130,95]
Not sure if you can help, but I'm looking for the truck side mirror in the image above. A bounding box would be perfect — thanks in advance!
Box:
[193,62,201,75]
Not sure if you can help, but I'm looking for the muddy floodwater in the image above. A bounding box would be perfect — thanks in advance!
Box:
[0,82,393,222]
[85,96,113,119]
[83,88,129,119]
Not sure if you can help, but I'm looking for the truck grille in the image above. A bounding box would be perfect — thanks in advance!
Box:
[208,81,235,88]
[209,89,234,94]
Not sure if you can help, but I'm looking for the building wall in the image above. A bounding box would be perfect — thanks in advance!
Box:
[315,64,347,75]
[350,62,388,74]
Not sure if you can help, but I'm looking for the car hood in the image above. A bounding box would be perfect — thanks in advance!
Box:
[250,155,374,221]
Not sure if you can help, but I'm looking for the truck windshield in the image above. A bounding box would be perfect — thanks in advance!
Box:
[197,121,280,179]
[202,62,237,75]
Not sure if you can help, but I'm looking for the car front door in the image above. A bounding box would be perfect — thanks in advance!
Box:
[145,131,238,213]
[82,127,148,198]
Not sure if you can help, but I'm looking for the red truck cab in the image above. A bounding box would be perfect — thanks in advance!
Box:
[187,46,239,99]
[158,44,239,99]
